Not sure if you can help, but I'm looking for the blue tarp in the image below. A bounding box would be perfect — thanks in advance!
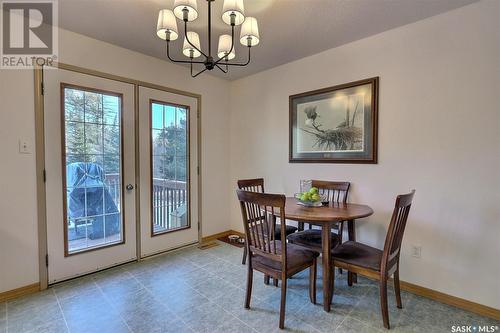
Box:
[66,162,120,239]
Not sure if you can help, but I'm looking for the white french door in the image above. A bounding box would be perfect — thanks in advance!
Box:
[138,87,199,257]
[44,68,137,283]
[42,67,200,283]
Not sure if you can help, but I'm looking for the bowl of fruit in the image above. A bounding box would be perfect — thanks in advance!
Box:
[295,187,324,207]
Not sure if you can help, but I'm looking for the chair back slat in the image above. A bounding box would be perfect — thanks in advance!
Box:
[238,178,288,248]
[237,190,286,264]
[238,178,265,193]
[238,178,274,250]
[271,205,277,254]
[382,190,416,273]
[311,180,350,204]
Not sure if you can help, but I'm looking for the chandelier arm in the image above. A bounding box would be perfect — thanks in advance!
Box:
[214,25,235,65]
[184,21,208,59]
[191,66,208,78]
[166,40,204,64]
[223,46,251,67]
[190,58,208,77]
[215,64,228,73]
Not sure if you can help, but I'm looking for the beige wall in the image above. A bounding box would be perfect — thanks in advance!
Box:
[0,29,231,293]
[1,0,499,309]
[229,0,500,309]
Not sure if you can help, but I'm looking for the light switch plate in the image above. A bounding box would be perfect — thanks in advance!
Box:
[19,139,31,154]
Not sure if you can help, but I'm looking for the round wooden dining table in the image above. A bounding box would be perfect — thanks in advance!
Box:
[282,197,373,312]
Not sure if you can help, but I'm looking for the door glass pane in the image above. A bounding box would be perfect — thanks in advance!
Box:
[63,86,124,254]
[151,101,189,235]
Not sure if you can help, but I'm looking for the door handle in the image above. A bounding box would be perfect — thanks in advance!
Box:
[126,184,134,191]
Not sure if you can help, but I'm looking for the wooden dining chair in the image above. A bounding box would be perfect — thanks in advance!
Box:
[237,189,319,329]
[287,180,350,257]
[238,178,298,265]
[331,190,415,329]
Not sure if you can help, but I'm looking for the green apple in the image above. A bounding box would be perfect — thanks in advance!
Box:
[309,187,318,195]
[311,193,321,202]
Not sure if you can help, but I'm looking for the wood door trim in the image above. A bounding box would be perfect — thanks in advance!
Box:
[34,66,48,290]
[54,62,201,99]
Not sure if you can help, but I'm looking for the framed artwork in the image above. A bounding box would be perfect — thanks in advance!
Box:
[289,77,379,163]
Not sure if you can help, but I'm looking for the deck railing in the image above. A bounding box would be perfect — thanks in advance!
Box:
[152,178,187,230]
[103,174,187,231]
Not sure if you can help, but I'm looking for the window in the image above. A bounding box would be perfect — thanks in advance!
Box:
[150,100,189,235]
[62,85,124,254]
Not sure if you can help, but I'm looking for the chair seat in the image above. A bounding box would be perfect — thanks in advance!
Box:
[274,224,298,239]
[252,241,319,274]
[332,241,383,271]
[287,229,340,252]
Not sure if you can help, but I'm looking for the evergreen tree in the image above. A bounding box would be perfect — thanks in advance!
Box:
[152,109,187,182]
[64,89,121,176]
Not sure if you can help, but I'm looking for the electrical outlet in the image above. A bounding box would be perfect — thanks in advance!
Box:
[411,245,422,258]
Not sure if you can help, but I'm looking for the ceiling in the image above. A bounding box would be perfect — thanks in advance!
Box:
[58,0,477,80]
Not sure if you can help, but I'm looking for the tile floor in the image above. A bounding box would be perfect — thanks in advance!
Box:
[1,241,498,333]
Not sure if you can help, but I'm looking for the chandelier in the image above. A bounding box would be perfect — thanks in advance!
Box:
[156,0,260,77]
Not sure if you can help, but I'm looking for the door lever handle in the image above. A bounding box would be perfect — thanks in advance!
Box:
[126,184,134,191]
